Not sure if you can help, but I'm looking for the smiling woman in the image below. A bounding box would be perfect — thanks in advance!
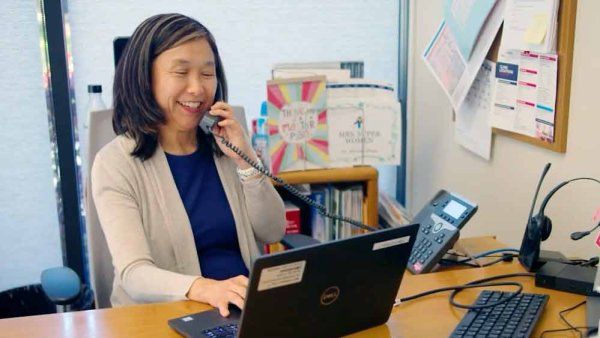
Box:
[91,13,286,317]
[151,39,218,155]
[112,14,227,160]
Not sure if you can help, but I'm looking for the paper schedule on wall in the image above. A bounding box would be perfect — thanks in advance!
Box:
[489,50,558,141]
[266,76,329,174]
[422,0,506,111]
[455,60,495,161]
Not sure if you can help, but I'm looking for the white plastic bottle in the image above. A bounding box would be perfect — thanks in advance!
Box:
[86,85,107,114]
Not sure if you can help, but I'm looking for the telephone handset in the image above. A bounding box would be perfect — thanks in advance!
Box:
[199,83,224,134]
[407,190,478,274]
[199,113,222,134]
[198,112,377,234]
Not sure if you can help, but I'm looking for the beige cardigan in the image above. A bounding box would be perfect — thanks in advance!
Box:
[91,135,286,306]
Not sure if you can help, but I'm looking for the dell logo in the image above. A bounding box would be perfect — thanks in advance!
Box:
[320,286,340,306]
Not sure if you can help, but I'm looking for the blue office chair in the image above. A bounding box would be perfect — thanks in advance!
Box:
[0,266,94,319]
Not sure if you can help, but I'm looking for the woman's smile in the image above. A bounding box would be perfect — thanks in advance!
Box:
[177,100,204,114]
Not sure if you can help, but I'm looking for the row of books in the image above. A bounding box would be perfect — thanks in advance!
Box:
[310,183,364,243]
[378,191,412,228]
[266,183,364,253]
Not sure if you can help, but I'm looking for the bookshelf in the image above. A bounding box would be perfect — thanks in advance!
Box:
[275,166,379,227]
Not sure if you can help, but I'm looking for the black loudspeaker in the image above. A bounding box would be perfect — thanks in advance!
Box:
[519,163,600,271]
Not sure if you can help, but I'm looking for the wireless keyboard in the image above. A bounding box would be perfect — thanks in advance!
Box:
[449,290,548,338]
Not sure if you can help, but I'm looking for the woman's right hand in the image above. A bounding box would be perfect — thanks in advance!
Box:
[186,275,249,317]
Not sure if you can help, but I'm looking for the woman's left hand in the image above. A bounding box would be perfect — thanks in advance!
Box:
[208,101,257,169]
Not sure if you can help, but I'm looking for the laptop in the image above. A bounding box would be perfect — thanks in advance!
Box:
[168,224,418,338]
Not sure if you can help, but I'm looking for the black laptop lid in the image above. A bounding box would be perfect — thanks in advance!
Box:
[238,224,418,338]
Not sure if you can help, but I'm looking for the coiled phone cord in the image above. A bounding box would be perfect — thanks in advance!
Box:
[216,135,379,233]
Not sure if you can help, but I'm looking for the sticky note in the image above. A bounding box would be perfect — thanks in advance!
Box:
[523,13,548,44]
[595,231,600,248]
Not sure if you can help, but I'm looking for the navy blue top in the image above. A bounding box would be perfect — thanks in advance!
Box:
[165,145,249,280]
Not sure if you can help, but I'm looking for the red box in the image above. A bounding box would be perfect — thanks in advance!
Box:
[284,201,301,234]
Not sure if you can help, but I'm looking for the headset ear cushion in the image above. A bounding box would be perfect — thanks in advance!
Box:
[540,216,552,241]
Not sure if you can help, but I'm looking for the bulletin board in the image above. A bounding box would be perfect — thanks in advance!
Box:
[489,0,577,153]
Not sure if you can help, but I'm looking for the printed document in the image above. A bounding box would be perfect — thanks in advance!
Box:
[327,80,402,167]
[490,50,558,141]
[455,60,495,161]
[423,0,506,111]
[443,0,497,60]
[500,0,559,53]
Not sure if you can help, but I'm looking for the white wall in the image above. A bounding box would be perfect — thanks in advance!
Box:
[0,1,62,290]
[408,0,600,259]
[67,0,400,197]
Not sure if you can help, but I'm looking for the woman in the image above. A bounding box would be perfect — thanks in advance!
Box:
[91,13,286,317]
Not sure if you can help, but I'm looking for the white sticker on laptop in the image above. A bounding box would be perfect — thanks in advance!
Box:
[257,260,306,291]
[372,236,410,251]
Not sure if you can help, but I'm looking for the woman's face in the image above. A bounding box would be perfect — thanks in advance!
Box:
[152,38,218,133]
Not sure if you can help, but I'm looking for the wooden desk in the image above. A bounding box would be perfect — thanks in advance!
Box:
[0,237,587,338]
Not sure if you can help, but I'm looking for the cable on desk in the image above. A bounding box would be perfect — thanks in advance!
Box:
[467,248,520,258]
[446,249,598,268]
[449,248,519,264]
[539,300,591,338]
[445,250,598,269]
[396,272,534,310]
[440,253,516,268]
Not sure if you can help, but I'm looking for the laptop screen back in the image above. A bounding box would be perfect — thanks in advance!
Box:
[238,224,418,338]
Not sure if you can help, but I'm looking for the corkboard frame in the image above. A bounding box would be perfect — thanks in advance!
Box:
[489,0,577,153]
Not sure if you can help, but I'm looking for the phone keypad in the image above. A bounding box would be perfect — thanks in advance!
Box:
[409,237,434,265]
[408,191,477,274]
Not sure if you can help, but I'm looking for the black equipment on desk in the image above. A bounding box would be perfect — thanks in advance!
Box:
[535,261,598,296]
[519,162,600,272]
[450,290,548,338]
[407,190,478,274]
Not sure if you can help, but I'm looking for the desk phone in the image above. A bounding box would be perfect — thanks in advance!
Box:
[407,190,478,274]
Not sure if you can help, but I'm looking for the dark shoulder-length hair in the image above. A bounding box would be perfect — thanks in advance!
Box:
[113,13,227,160]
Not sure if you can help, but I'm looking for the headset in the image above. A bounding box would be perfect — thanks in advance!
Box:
[519,163,600,271]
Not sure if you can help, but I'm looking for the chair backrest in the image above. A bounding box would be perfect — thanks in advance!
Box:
[85,106,248,308]
[85,108,117,308]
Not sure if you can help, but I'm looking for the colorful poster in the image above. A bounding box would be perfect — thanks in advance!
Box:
[266,76,329,174]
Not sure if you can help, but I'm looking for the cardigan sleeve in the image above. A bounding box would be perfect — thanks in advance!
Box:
[91,148,198,303]
[240,174,286,244]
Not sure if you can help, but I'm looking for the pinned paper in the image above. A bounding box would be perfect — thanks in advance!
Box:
[524,13,548,44]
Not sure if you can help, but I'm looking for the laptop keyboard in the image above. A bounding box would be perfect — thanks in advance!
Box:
[202,323,239,338]
[449,290,548,338]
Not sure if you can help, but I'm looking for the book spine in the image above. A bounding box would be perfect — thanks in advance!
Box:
[309,189,327,243]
